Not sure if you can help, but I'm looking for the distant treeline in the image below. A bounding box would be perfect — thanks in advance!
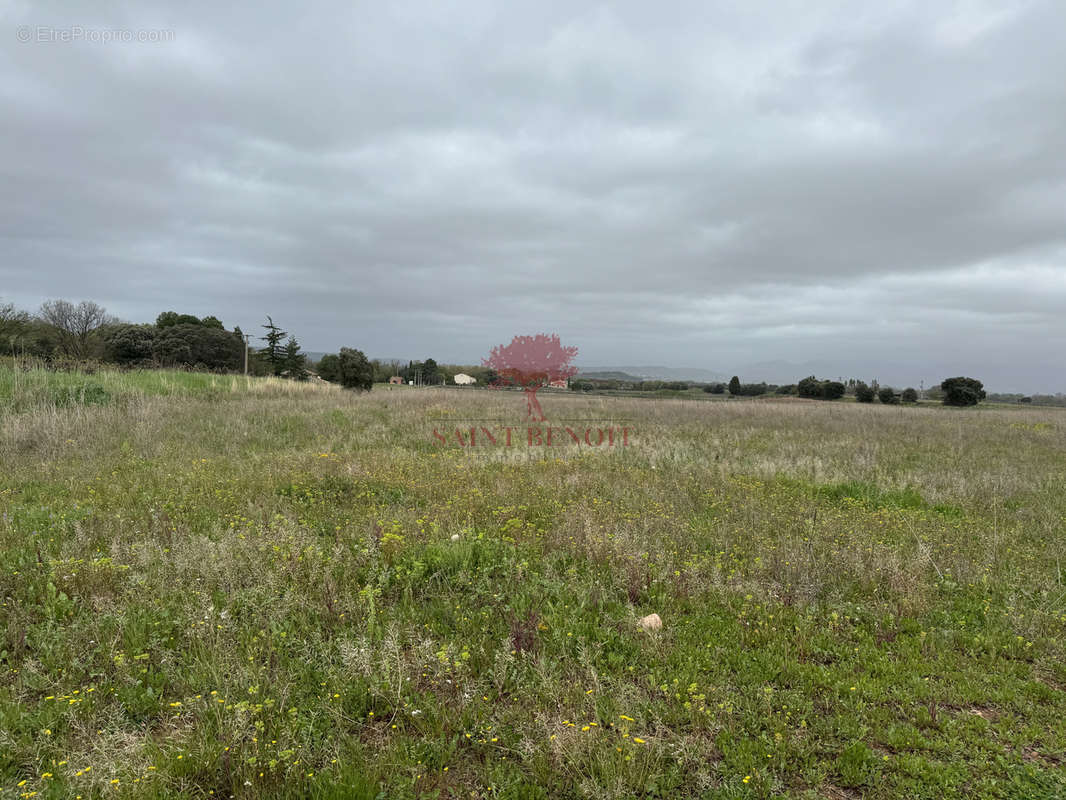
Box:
[0,299,375,391]
[4,298,1052,405]
[570,374,1027,407]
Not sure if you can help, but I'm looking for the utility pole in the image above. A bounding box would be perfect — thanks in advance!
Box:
[243,334,250,376]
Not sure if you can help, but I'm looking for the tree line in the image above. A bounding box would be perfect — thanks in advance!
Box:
[1,298,1002,405]
[570,372,991,406]
[0,298,376,390]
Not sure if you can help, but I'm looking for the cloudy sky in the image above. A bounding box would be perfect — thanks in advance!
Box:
[3,1,1065,390]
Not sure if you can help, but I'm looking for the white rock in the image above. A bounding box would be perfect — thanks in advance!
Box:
[639,613,662,632]
[450,533,460,542]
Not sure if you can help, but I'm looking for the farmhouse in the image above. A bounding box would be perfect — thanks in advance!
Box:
[454,373,477,385]
[388,376,404,385]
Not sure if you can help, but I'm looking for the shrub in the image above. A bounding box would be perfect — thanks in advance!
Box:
[878,387,899,404]
[737,382,768,396]
[102,324,157,365]
[336,347,373,391]
[854,383,876,403]
[797,375,822,399]
[823,381,845,400]
[940,376,986,407]
[901,388,918,403]
[152,324,242,371]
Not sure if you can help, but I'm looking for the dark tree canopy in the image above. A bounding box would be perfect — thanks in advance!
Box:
[102,324,157,365]
[798,376,845,400]
[282,336,308,380]
[878,386,899,404]
[941,376,986,406]
[728,375,741,395]
[316,353,341,382]
[152,324,242,370]
[822,381,845,400]
[901,388,918,403]
[797,375,822,399]
[335,347,373,391]
[854,382,876,403]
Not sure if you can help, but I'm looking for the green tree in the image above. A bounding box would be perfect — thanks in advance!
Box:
[940,376,985,407]
[259,316,287,376]
[422,358,440,385]
[156,311,201,328]
[102,324,157,365]
[282,336,308,380]
[901,387,918,403]
[728,375,741,395]
[201,315,224,329]
[854,382,876,403]
[878,386,899,404]
[336,347,373,391]
[822,381,845,400]
[316,353,341,382]
[797,375,822,399]
[152,325,242,370]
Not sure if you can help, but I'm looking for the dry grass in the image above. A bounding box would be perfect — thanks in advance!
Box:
[1,370,1065,798]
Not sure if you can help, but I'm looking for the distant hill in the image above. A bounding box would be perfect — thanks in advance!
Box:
[577,366,728,383]
[575,370,644,381]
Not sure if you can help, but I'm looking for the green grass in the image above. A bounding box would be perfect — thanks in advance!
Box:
[1,366,1065,798]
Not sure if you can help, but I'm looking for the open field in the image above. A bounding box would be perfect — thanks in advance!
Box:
[2,368,1065,799]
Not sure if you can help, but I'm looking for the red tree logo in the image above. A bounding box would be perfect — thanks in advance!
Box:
[483,333,579,421]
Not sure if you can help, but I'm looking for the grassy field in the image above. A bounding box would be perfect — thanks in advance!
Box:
[2,367,1065,799]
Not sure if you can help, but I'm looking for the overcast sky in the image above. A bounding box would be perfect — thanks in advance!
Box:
[3,1,1065,390]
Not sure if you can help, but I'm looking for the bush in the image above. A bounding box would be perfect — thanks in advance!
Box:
[823,381,845,400]
[797,375,823,399]
[940,376,986,407]
[737,382,768,396]
[878,387,899,404]
[854,382,875,403]
[901,388,918,403]
[102,324,156,365]
[317,354,340,382]
[798,376,844,400]
[336,347,373,391]
[703,383,726,394]
[152,324,242,371]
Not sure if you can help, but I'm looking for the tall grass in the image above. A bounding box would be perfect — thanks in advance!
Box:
[0,362,337,415]
[1,372,1064,798]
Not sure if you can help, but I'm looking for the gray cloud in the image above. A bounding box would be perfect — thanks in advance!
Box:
[3,0,1065,390]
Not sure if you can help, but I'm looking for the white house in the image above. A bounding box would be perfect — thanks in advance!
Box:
[454,373,477,385]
